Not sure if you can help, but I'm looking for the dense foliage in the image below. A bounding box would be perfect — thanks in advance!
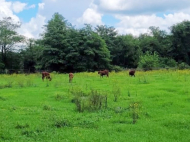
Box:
[1,13,190,73]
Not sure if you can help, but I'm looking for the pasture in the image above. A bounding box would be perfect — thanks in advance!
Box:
[0,70,190,142]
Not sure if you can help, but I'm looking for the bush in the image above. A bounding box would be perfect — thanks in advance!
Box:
[138,51,159,71]
[159,57,177,68]
[110,65,124,72]
[178,62,190,70]
[71,89,107,112]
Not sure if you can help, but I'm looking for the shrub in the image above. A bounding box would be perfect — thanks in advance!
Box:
[159,57,177,68]
[138,51,159,71]
[110,65,124,72]
[88,90,107,111]
[178,62,190,70]
[129,102,142,124]
[71,89,107,112]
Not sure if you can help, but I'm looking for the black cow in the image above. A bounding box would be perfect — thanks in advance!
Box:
[129,70,135,77]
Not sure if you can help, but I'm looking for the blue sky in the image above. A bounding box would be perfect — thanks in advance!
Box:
[7,0,40,22]
[1,0,190,38]
[102,14,120,26]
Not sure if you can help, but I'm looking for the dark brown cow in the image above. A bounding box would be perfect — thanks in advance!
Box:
[69,73,74,83]
[42,72,52,81]
[98,69,109,77]
[129,70,135,77]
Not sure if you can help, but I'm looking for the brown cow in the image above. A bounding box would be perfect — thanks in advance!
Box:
[42,72,52,81]
[129,70,135,77]
[98,69,109,77]
[69,73,74,83]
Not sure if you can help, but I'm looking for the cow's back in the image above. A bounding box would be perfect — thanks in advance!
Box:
[69,73,74,82]
[129,70,135,76]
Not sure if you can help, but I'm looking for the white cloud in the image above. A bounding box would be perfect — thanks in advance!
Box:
[98,0,130,11]
[27,4,35,9]
[18,14,46,39]
[38,3,45,10]
[12,1,27,13]
[0,0,20,21]
[2,0,190,39]
[0,0,45,39]
[11,2,36,13]
[115,12,190,36]
[39,0,93,24]
[77,8,103,26]
[95,0,190,15]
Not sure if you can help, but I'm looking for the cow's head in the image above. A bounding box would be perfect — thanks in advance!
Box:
[47,76,52,81]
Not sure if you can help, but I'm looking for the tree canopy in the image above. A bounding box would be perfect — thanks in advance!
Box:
[0,17,24,69]
[1,13,190,73]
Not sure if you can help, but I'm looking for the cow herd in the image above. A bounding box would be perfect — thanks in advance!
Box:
[42,69,136,82]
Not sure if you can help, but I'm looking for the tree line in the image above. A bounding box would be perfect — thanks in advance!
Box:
[1,13,190,73]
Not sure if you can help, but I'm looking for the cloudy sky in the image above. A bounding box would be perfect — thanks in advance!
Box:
[1,0,190,39]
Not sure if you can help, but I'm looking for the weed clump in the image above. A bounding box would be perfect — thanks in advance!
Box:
[21,129,42,137]
[54,119,72,128]
[54,93,64,101]
[5,81,13,88]
[43,105,52,111]
[112,87,121,102]
[0,81,13,89]
[26,79,33,87]
[71,89,107,112]
[129,101,142,124]
[15,123,29,129]
[17,80,25,87]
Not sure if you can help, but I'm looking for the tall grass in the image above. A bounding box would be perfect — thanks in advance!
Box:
[1,70,190,142]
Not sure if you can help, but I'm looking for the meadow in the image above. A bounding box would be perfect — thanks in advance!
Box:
[0,70,190,142]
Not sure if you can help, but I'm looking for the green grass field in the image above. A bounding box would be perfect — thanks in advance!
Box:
[1,70,190,142]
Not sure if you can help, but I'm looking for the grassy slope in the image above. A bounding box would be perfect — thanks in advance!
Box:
[0,70,190,142]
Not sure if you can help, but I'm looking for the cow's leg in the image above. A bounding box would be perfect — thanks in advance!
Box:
[42,76,44,81]
[69,77,73,83]
[46,76,50,80]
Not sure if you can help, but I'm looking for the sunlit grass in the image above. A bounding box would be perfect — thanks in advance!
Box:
[0,70,190,141]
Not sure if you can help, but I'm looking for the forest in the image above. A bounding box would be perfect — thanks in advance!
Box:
[1,13,190,73]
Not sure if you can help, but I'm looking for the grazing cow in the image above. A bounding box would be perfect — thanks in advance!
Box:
[98,69,109,77]
[42,72,52,81]
[69,73,74,83]
[129,70,135,77]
